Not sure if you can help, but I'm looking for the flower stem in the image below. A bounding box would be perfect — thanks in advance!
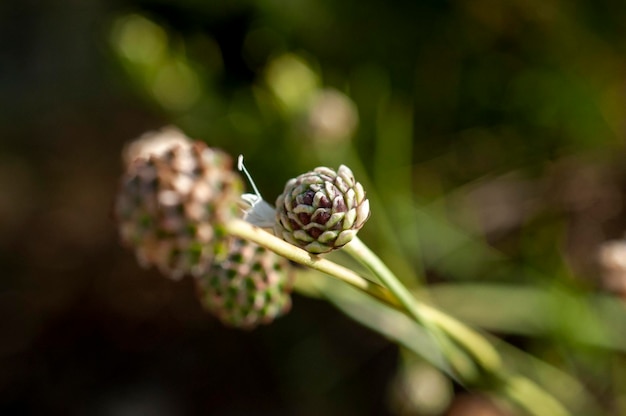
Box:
[341,237,478,377]
[225,220,569,416]
[345,237,569,416]
[342,236,570,416]
[343,236,501,373]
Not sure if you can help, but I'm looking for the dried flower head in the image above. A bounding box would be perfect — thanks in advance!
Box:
[115,140,242,279]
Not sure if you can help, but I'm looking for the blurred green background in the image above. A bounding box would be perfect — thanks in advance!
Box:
[3,0,626,414]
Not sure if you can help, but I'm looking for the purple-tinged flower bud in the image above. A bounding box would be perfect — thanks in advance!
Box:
[275,165,370,253]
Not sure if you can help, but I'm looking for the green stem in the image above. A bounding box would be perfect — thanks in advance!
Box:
[344,236,501,373]
[500,375,570,416]
[343,236,569,416]
[342,240,480,379]
[225,220,569,416]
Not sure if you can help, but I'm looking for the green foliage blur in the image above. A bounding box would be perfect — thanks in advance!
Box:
[3,0,626,414]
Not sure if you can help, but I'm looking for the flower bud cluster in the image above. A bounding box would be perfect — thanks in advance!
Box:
[115,128,293,328]
[115,128,371,327]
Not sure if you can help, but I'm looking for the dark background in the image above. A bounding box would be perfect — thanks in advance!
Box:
[2,0,626,414]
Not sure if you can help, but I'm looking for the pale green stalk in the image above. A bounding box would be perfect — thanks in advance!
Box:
[344,237,490,378]
[343,236,569,416]
[225,219,569,416]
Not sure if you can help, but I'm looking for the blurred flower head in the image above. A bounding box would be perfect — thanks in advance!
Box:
[197,236,294,329]
[597,239,626,297]
[115,139,242,279]
[302,88,359,143]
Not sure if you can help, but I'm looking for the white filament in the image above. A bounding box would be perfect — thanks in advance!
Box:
[237,155,276,228]
[238,155,262,198]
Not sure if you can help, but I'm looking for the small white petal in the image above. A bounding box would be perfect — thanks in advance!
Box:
[241,194,276,228]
